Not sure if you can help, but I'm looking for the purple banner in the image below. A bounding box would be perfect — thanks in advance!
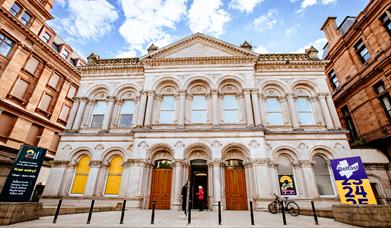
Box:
[330,156,367,181]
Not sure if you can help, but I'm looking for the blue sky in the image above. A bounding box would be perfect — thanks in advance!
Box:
[49,0,368,59]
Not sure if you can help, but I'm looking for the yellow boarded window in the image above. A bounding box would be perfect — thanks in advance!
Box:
[104,155,123,195]
[71,155,91,194]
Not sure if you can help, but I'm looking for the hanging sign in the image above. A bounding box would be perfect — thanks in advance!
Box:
[0,145,47,202]
[330,156,377,205]
[278,175,296,195]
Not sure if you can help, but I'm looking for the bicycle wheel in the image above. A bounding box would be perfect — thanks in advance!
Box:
[268,201,279,214]
[287,202,300,216]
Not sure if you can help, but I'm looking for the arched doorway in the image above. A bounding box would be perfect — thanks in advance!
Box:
[190,159,208,210]
[149,150,173,209]
[223,147,248,210]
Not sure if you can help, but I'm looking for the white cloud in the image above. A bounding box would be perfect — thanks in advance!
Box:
[117,0,187,57]
[296,0,337,12]
[253,9,278,32]
[295,37,327,58]
[255,45,268,53]
[188,0,230,37]
[230,0,264,13]
[59,0,118,41]
[285,23,300,35]
[321,0,337,5]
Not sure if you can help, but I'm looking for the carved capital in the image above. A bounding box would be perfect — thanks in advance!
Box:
[51,160,69,168]
[107,96,116,102]
[299,160,315,168]
[89,160,103,168]
[126,159,147,167]
[211,89,219,96]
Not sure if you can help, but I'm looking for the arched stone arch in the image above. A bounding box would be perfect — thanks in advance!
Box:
[221,143,250,161]
[291,80,319,97]
[259,80,289,96]
[186,79,211,94]
[113,84,140,100]
[147,143,174,164]
[184,143,212,162]
[218,77,244,93]
[85,85,110,99]
[184,76,213,91]
[216,75,245,90]
[68,147,93,163]
[101,147,126,164]
[153,77,180,93]
[310,146,336,161]
[272,147,299,162]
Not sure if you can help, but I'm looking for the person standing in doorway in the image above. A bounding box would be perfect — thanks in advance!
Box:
[181,183,188,214]
[197,185,204,211]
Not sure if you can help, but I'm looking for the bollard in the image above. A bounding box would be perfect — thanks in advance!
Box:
[120,200,126,224]
[218,201,222,225]
[311,200,319,225]
[86,199,95,224]
[52,198,63,224]
[151,201,155,225]
[250,201,255,225]
[280,201,287,225]
[188,200,191,224]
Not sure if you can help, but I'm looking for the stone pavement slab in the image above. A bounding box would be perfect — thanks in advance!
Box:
[8,209,356,227]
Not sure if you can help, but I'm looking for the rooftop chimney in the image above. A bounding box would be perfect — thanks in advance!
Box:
[305,46,319,60]
[87,53,100,64]
[240,41,252,50]
[148,44,158,54]
[320,17,341,49]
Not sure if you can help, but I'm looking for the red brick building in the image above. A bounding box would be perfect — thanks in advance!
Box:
[321,0,391,157]
[0,0,85,192]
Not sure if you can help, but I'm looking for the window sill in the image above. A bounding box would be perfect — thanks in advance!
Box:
[7,94,28,106]
[35,108,52,118]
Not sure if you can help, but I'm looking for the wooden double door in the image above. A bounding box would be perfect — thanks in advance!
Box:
[225,168,248,210]
[149,168,172,209]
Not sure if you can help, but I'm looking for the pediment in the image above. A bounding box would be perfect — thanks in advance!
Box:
[141,33,258,60]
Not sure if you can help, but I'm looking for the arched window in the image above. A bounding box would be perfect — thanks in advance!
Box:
[277,155,296,195]
[159,96,176,124]
[295,97,315,125]
[104,155,123,195]
[266,98,283,125]
[71,155,91,194]
[191,95,207,123]
[91,101,107,128]
[313,155,334,195]
[118,100,135,128]
[223,95,240,123]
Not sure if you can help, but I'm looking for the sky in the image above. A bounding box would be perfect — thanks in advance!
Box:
[49,0,369,59]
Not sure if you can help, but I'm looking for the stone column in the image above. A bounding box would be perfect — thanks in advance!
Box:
[299,160,318,197]
[144,91,155,127]
[258,95,267,126]
[279,96,290,125]
[178,90,186,127]
[251,89,261,126]
[65,98,80,130]
[84,160,102,196]
[244,89,254,127]
[269,161,280,194]
[120,161,131,197]
[318,94,334,129]
[137,91,147,126]
[72,97,88,131]
[287,93,299,129]
[326,94,342,128]
[212,160,222,209]
[211,90,219,126]
[172,160,184,209]
[132,96,140,127]
[102,96,116,131]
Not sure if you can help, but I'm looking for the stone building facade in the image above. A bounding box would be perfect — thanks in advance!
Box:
[0,0,84,191]
[321,0,391,157]
[42,33,391,210]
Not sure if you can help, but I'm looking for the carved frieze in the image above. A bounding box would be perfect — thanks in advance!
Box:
[51,160,69,168]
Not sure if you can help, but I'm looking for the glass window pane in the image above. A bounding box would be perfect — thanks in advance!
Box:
[382,96,391,111]
[159,110,175,123]
[9,3,21,16]
[192,96,206,109]
[266,98,282,112]
[298,113,315,125]
[267,113,284,125]
[223,110,239,123]
[24,56,40,75]
[296,98,311,112]
[120,100,135,114]
[92,101,107,115]
[119,114,133,127]
[67,85,77,98]
[42,32,51,43]
[313,155,334,195]
[10,78,29,99]
[91,115,104,128]
[0,36,14,57]
[223,95,238,109]
[161,96,176,111]
[48,73,61,88]
[39,93,52,111]
[20,11,31,25]
[191,110,207,123]
[59,105,70,121]
[277,156,293,175]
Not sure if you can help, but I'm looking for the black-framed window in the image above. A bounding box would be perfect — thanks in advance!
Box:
[41,32,51,43]
[0,32,15,58]
[9,2,21,16]
[381,10,391,34]
[374,81,391,122]
[355,39,371,63]
[20,11,32,25]
[341,106,358,139]
[328,69,339,89]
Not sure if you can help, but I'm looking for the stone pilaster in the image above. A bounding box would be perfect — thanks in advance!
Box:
[71,97,87,130]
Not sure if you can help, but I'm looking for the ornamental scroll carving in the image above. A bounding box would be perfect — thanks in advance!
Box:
[89,160,103,168]
[187,151,209,161]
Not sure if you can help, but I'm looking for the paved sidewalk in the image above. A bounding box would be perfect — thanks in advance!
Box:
[9,209,355,227]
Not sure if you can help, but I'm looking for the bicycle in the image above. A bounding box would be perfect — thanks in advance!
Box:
[268,193,300,216]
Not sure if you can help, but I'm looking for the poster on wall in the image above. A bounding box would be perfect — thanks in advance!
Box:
[278,175,296,195]
[330,156,377,205]
[0,145,46,202]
